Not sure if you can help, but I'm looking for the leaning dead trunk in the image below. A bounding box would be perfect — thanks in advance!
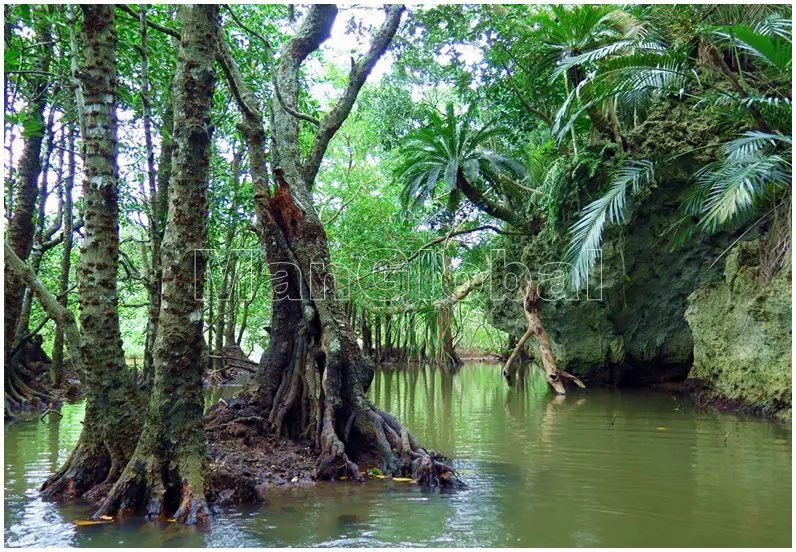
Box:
[502,283,584,393]
[95,5,218,525]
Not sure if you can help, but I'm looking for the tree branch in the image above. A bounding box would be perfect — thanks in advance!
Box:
[4,241,83,372]
[502,63,554,129]
[456,169,528,229]
[116,4,181,39]
[303,4,405,184]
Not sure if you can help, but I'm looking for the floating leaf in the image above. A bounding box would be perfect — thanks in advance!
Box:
[74,519,112,526]
[391,477,415,483]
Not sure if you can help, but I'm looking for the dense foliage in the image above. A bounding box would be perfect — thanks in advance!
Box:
[4,3,791,391]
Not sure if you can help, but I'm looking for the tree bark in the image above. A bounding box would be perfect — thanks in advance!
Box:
[95,5,218,525]
[42,4,142,500]
[216,4,458,487]
[15,103,62,342]
[4,12,53,352]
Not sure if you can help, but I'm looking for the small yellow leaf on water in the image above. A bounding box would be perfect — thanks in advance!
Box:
[392,477,415,483]
[167,519,177,523]
[656,426,667,431]
[75,520,111,526]
[371,474,385,479]
[339,476,348,481]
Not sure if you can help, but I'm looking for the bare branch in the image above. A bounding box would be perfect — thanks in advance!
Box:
[304,5,405,184]
[116,4,181,39]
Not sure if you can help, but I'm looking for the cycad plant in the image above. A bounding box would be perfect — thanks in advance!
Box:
[396,103,529,229]
[536,4,652,145]
[563,13,792,289]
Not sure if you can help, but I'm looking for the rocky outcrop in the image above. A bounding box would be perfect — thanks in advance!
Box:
[486,99,741,386]
[487,172,735,385]
[685,242,791,421]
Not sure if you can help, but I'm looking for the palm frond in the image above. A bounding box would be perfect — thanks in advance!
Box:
[754,13,793,42]
[712,24,792,70]
[565,160,655,289]
[553,40,666,78]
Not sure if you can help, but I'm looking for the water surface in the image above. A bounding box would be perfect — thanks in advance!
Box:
[4,363,792,547]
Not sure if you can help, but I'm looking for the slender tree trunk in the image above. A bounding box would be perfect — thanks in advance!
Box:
[4,13,53,352]
[15,104,62,342]
[42,5,142,498]
[95,5,218,525]
[51,124,76,387]
[139,5,165,389]
[213,154,242,369]
[236,257,263,347]
[4,5,16,220]
[224,280,238,348]
[435,255,461,369]
[361,309,372,357]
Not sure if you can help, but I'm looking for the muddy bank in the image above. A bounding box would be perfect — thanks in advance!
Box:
[204,396,318,506]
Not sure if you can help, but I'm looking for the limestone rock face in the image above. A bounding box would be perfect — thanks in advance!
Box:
[487,173,733,385]
[685,242,792,421]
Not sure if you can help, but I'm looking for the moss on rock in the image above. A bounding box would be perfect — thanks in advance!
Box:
[685,241,792,421]
[486,97,741,385]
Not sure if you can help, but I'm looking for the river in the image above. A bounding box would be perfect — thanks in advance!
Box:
[4,362,792,547]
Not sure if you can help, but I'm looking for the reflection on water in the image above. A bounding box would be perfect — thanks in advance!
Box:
[4,363,792,547]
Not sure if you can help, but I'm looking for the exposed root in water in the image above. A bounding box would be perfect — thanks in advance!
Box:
[203,391,464,504]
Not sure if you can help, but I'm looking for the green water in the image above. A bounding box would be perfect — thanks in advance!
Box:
[4,363,792,547]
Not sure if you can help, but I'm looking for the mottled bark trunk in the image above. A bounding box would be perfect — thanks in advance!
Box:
[95,5,218,525]
[4,13,52,352]
[42,5,142,498]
